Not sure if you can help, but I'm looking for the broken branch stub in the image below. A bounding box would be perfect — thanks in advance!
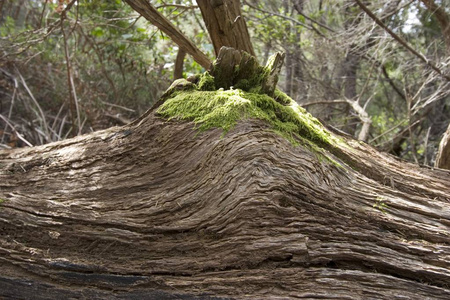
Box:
[211,47,243,90]
[262,51,286,96]
[211,46,285,97]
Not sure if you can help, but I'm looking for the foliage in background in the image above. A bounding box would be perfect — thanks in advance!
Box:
[0,0,449,167]
[244,0,449,165]
[0,0,199,146]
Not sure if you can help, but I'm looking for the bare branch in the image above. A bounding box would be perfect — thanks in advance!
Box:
[354,0,450,82]
[0,114,33,147]
[155,4,198,10]
[244,1,313,31]
[123,0,211,69]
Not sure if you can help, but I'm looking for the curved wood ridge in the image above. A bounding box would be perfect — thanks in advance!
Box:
[0,105,449,298]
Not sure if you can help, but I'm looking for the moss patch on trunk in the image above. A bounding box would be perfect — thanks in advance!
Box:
[157,73,341,149]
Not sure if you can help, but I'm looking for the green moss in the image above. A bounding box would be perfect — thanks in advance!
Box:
[274,89,295,106]
[157,86,342,149]
[197,71,216,91]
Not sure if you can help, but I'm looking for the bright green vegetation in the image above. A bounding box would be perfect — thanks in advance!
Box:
[373,196,389,213]
[158,73,341,148]
[197,71,216,91]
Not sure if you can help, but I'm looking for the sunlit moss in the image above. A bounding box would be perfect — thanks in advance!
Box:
[197,71,216,91]
[157,75,342,149]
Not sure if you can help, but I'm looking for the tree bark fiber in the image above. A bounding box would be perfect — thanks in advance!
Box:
[1,108,450,298]
[1,52,450,298]
[196,0,255,57]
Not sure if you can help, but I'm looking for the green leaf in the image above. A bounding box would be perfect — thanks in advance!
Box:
[91,27,104,37]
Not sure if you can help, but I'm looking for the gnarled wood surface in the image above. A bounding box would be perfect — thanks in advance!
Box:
[1,103,450,298]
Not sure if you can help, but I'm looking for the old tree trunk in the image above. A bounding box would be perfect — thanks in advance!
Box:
[0,46,450,299]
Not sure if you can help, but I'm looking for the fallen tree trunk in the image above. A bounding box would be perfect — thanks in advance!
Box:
[1,48,450,299]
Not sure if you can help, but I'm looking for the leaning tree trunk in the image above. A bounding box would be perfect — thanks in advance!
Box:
[1,48,450,299]
[196,0,255,56]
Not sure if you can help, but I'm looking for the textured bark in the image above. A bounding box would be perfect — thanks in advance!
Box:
[1,100,450,298]
[196,0,255,56]
[435,122,450,169]
[1,51,450,298]
[211,46,284,97]
[174,48,187,79]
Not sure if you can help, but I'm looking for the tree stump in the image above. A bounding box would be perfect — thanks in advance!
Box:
[211,46,285,98]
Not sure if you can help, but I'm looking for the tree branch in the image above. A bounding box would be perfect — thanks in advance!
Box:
[354,0,450,82]
[196,0,255,56]
[244,1,313,31]
[123,0,211,69]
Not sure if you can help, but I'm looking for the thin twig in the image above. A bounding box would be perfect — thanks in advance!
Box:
[291,3,335,33]
[406,92,419,164]
[100,101,136,112]
[244,1,314,31]
[354,0,450,82]
[301,99,347,107]
[155,4,198,10]
[370,120,407,144]
[1,69,18,144]
[423,126,432,165]
[61,1,82,136]
[16,69,50,140]
[38,0,48,29]
[0,114,33,147]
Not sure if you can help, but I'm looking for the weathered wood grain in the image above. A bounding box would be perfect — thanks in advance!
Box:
[1,107,449,298]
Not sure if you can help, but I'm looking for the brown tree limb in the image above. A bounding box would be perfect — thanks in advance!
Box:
[354,0,450,82]
[123,0,211,69]
[174,48,187,79]
[196,0,255,56]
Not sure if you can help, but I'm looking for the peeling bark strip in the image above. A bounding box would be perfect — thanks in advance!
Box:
[123,0,211,69]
